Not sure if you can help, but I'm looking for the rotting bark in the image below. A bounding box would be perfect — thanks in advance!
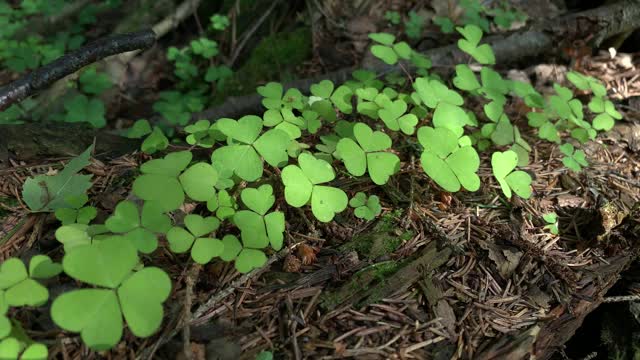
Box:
[0,29,156,111]
[194,0,640,122]
[0,123,140,168]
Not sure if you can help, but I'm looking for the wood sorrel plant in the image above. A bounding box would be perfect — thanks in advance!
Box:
[9,24,619,355]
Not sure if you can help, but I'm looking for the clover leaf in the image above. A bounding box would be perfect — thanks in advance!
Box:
[336,123,400,185]
[418,126,480,192]
[78,66,112,95]
[185,120,225,148]
[167,215,223,264]
[257,83,304,110]
[207,189,237,220]
[0,256,61,307]
[349,192,382,221]
[22,145,93,212]
[190,38,218,58]
[54,194,97,225]
[378,99,418,135]
[235,248,268,273]
[309,80,338,122]
[132,151,192,212]
[453,64,481,91]
[105,201,171,253]
[141,127,170,154]
[543,212,559,235]
[281,153,348,222]
[63,94,106,128]
[456,24,495,64]
[52,237,171,350]
[263,108,306,139]
[559,143,588,172]
[330,85,354,114]
[413,77,463,109]
[491,150,532,199]
[211,116,290,181]
[368,33,412,65]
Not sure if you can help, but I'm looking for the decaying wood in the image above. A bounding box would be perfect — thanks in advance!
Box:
[0,123,140,168]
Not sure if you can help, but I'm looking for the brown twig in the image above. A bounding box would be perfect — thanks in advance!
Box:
[0,29,156,111]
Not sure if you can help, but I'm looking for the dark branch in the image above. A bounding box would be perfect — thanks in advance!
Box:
[0,29,156,111]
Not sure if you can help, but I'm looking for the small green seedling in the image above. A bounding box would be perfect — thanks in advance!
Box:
[559,143,588,172]
[456,24,495,65]
[54,194,97,225]
[368,33,412,65]
[0,256,61,307]
[105,201,171,253]
[63,94,106,128]
[190,38,218,58]
[234,184,285,251]
[384,11,401,25]
[349,192,382,221]
[404,11,425,39]
[543,212,559,235]
[141,127,170,154]
[78,66,112,95]
[491,150,532,199]
[22,145,93,212]
[418,126,480,192]
[133,151,220,211]
[281,153,348,222]
[207,189,238,220]
[167,215,223,264]
[211,115,290,181]
[378,99,418,135]
[210,14,230,31]
[336,123,400,185]
[51,236,171,350]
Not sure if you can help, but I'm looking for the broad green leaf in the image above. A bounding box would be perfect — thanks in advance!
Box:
[241,185,275,216]
[311,186,348,222]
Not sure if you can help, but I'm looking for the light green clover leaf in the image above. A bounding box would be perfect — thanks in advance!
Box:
[141,127,169,154]
[349,192,382,221]
[167,215,223,264]
[132,152,190,212]
[212,116,290,181]
[54,194,97,225]
[64,94,106,128]
[52,251,171,351]
[235,185,285,250]
[207,189,237,220]
[281,153,348,222]
[559,143,588,172]
[378,99,418,134]
[491,150,532,199]
[105,201,171,253]
[235,248,268,273]
[456,24,495,64]
[543,212,559,235]
[418,126,480,192]
[0,256,61,307]
[413,77,463,109]
[453,64,481,91]
[336,123,400,185]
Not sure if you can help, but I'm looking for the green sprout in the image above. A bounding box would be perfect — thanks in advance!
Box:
[51,236,171,350]
[336,122,400,185]
[207,189,237,220]
[543,212,559,235]
[368,33,412,65]
[167,215,223,264]
[418,126,480,192]
[281,153,348,222]
[63,94,106,128]
[456,24,495,65]
[349,192,382,221]
[0,256,61,307]
[378,99,418,135]
[559,143,588,172]
[210,14,230,31]
[54,194,97,225]
[491,150,532,199]
[211,115,290,181]
[404,11,425,39]
[105,200,171,254]
[234,184,285,252]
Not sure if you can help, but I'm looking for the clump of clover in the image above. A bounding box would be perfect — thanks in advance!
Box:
[10,17,623,355]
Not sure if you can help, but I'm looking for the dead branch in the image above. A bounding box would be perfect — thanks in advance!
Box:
[0,29,156,111]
